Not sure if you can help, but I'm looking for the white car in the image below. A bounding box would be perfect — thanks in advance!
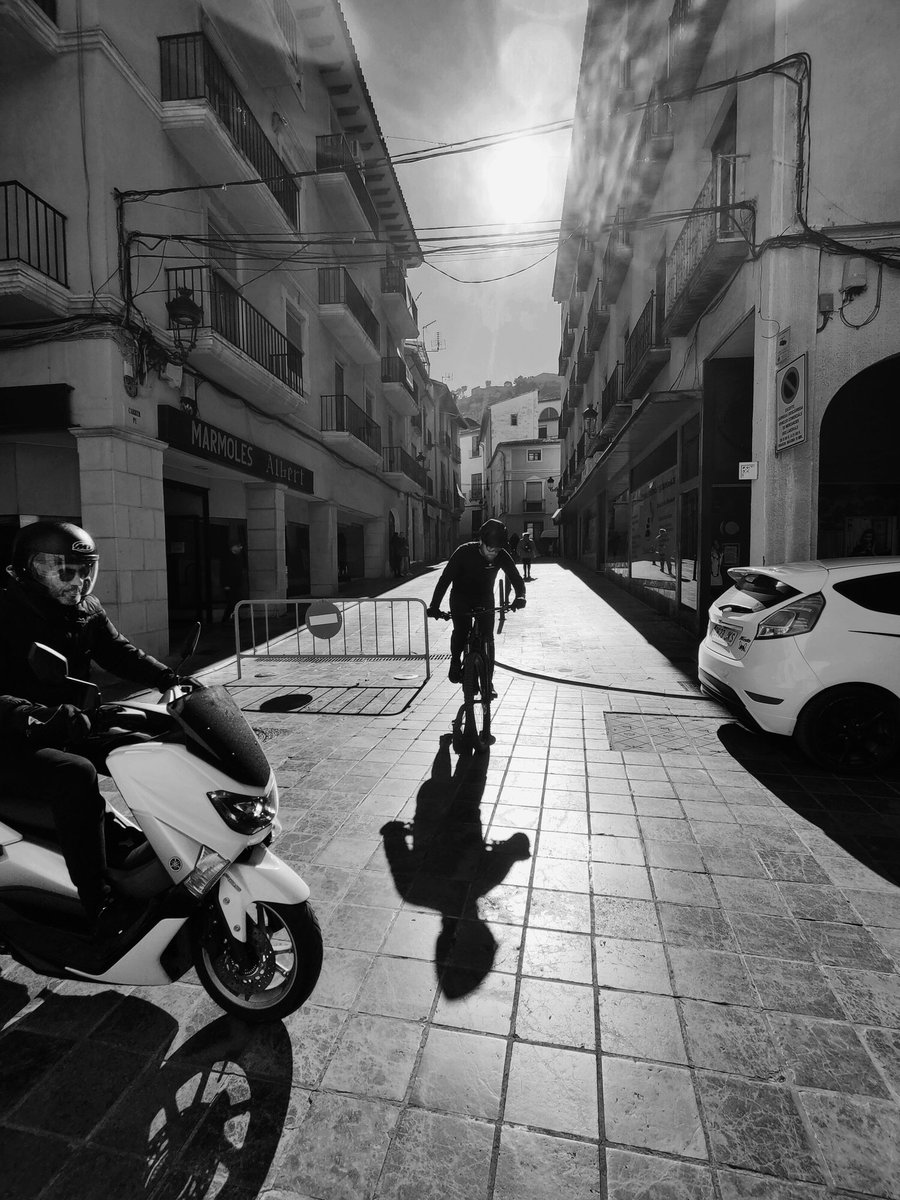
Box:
[698,557,900,772]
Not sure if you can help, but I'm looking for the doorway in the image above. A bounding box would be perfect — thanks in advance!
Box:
[164,481,211,627]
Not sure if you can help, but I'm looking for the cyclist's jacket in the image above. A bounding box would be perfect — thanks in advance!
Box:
[429,542,525,612]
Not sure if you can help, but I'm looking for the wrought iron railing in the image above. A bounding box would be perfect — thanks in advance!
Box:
[624,292,665,381]
[601,363,625,423]
[636,95,673,160]
[159,33,300,228]
[665,156,748,315]
[586,279,608,350]
[381,353,415,396]
[381,263,418,328]
[316,134,380,235]
[317,266,380,350]
[382,445,426,487]
[166,267,303,395]
[0,180,67,287]
[470,481,483,502]
[321,393,382,454]
[602,209,631,301]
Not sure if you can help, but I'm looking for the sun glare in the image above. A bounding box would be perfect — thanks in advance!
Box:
[483,136,555,226]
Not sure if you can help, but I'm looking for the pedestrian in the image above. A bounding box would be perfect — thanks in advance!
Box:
[222,543,246,622]
[654,527,672,575]
[398,533,410,576]
[389,532,403,578]
[519,531,535,581]
[852,528,876,556]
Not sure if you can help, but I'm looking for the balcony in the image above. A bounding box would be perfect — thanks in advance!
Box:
[602,210,632,306]
[380,263,418,338]
[568,277,584,326]
[0,0,59,69]
[631,93,674,216]
[382,445,426,492]
[600,362,628,427]
[317,266,381,364]
[159,33,300,232]
[381,353,417,417]
[0,180,68,320]
[575,237,594,293]
[586,279,610,352]
[667,0,728,97]
[624,292,670,399]
[663,156,751,337]
[575,329,594,384]
[316,133,380,242]
[321,393,382,466]
[167,267,304,412]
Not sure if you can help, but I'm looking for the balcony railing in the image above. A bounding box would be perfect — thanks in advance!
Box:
[321,393,381,455]
[601,362,625,424]
[317,133,380,236]
[575,329,594,384]
[383,445,426,488]
[624,292,670,397]
[381,353,415,396]
[470,482,484,502]
[663,155,751,335]
[159,33,300,228]
[167,266,303,395]
[576,237,594,293]
[381,263,418,326]
[1,180,67,286]
[318,265,380,350]
[586,279,609,352]
[602,209,632,306]
[667,0,728,94]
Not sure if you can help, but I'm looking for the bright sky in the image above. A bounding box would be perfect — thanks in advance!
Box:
[341,0,588,394]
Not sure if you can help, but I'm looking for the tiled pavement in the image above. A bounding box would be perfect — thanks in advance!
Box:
[2,563,900,1199]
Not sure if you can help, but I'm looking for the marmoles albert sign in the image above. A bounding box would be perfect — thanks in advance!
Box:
[158,406,314,494]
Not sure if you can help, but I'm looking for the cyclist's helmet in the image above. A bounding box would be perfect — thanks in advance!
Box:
[478,519,508,549]
[11,520,100,607]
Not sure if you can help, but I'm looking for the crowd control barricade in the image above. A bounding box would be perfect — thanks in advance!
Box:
[232,597,432,689]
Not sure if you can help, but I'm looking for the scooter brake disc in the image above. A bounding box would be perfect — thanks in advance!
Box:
[213,923,276,997]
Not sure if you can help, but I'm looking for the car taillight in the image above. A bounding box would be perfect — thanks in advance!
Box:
[755,593,825,638]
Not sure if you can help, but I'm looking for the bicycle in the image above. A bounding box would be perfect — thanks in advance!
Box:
[433,603,511,752]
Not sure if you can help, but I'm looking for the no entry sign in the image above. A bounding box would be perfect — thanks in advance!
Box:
[305,600,343,640]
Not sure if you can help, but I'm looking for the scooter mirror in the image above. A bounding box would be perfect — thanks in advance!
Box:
[28,642,69,683]
[176,621,202,671]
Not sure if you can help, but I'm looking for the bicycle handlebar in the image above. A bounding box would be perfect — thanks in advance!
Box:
[431,604,512,620]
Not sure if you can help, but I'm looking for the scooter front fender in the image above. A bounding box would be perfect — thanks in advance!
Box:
[216,847,310,942]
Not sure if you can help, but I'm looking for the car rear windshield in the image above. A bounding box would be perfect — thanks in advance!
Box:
[724,571,802,611]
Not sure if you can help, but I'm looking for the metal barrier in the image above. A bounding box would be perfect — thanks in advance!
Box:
[232,597,432,681]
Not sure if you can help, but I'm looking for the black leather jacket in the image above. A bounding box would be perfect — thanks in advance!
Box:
[0,572,173,740]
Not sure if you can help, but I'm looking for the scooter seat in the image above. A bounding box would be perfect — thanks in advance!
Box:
[0,795,58,838]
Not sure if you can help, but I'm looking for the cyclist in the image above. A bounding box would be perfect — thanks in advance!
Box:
[426,519,526,683]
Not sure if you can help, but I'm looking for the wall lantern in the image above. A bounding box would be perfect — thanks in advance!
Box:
[165,287,203,361]
[582,402,599,434]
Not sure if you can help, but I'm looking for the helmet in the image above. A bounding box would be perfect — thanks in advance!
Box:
[11,520,99,606]
[478,519,508,549]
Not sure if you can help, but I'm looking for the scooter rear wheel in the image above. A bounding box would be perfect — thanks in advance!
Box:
[192,897,323,1023]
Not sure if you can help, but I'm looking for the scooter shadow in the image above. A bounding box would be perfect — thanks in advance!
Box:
[0,982,293,1198]
[379,733,531,1000]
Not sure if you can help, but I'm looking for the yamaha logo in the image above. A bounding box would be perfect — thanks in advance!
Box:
[71,541,94,553]
[169,856,183,872]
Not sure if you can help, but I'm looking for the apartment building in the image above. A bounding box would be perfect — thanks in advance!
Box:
[553,0,900,632]
[459,418,484,542]
[0,0,423,656]
[479,389,562,552]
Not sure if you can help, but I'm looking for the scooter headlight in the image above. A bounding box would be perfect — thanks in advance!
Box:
[207,780,278,834]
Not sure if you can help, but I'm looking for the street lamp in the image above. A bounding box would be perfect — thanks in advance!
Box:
[165,287,203,362]
[582,402,599,436]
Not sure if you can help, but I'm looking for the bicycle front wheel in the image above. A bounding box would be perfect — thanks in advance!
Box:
[463,650,492,752]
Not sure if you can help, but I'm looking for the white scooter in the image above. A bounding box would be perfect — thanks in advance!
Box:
[0,638,322,1023]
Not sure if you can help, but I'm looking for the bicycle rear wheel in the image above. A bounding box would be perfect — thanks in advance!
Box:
[463,650,491,752]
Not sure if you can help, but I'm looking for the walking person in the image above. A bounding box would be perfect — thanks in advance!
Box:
[519,531,535,581]
[654,527,673,576]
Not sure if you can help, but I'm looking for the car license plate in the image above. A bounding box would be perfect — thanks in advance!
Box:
[712,622,739,647]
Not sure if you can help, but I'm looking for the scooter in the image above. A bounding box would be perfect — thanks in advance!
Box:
[0,637,322,1023]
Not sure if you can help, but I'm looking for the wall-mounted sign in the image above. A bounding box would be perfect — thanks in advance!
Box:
[775,354,807,452]
[158,406,314,494]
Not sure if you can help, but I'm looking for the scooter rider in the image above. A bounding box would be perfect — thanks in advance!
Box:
[426,518,526,683]
[0,521,187,939]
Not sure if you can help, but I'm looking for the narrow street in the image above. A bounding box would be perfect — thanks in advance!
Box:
[2,561,899,1199]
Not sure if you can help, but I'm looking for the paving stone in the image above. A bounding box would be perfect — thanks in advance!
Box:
[515,977,596,1050]
[743,956,844,1019]
[494,1126,602,1200]
[767,1011,890,1097]
[659,904,738,951]
[602,1057,706,1158]
[597,990,687,1065]
[798,1091,900,1198]
[505,1042,599,1138]
[411,1027,506,1119]
[681,1000,782,1078]
[605,1149,715,1199]
[669,948,757,1006]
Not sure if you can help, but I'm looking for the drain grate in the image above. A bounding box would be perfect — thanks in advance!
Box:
[605,713,731,755]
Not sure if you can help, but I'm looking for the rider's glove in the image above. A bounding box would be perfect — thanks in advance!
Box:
[158,670,202,694]
[426,604,441,619]
[512,596,527,611]
[19,703,92,748]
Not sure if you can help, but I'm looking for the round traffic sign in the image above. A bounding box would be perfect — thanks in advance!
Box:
[305,600,342,640]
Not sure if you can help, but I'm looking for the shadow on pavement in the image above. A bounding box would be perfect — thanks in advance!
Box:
[0,988,293,1198]
[380,733,530,999]
[718,723,900,887]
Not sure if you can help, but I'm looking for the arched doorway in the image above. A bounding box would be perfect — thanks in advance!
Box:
[817,357,900,557]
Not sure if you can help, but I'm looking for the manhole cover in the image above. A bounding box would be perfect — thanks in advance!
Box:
[605,713,731,755]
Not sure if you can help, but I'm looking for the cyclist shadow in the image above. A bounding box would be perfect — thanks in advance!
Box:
[380,733,531,999]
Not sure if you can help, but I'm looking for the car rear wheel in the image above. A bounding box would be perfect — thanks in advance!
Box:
[794,684,900,773]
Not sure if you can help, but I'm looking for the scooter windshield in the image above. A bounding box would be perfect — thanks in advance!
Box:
[169,686,271,788]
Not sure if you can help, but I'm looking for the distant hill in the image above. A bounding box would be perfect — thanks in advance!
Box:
[454,373,563,423]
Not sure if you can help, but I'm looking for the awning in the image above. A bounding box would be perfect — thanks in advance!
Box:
[552,507,565,523]
[539,529,558,541]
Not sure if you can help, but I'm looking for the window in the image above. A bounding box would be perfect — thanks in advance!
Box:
[470,471,483,501]
[281,303,305,394]
[524,480,543,512]
[527,449,542,462]
[538,427,548,440]
[833,573,900,615]
[470,436,480,458]
[208,219,237,281]
[510,414,518,426]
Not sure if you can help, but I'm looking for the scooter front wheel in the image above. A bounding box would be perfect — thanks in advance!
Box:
[191,897,323,1023]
